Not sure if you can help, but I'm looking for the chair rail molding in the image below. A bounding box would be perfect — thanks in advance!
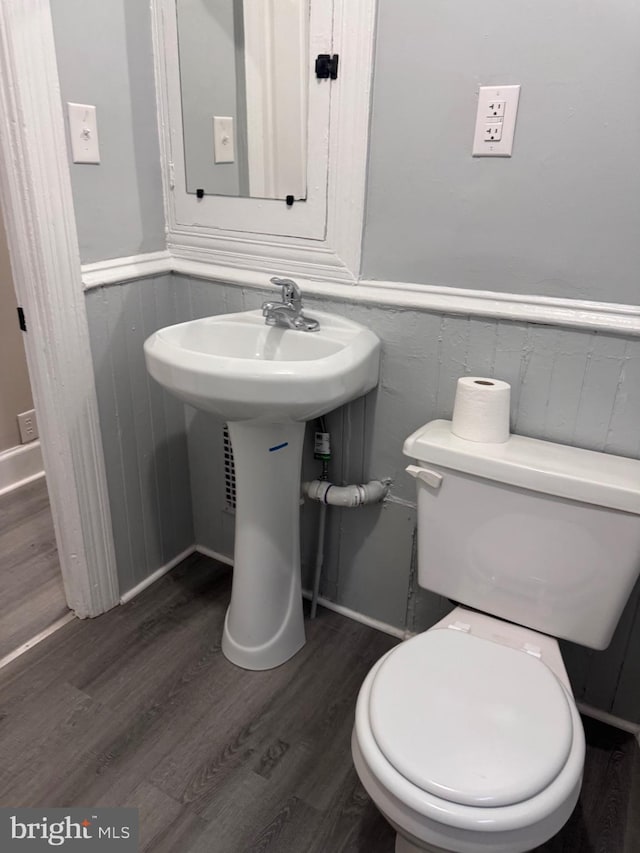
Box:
[81,250,173,288]
[0,0,119,617]
[82,252,640,338]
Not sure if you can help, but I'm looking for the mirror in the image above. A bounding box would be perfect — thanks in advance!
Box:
[176,0,309,201]
[153,0,372,261]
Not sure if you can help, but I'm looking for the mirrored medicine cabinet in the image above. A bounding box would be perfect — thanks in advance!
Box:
[151,0,376,278]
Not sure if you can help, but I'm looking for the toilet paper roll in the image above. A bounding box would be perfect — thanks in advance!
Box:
[451,377,511,443]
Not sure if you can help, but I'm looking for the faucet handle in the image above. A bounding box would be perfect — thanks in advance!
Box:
[270,276,301,306]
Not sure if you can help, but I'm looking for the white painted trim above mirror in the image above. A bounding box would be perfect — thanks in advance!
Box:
[151,0,377,281]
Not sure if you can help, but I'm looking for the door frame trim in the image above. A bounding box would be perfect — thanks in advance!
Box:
[0,0,119,617]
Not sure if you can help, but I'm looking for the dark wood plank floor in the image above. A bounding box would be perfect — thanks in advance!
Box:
[0,477,68,657]
[0,553,638,852]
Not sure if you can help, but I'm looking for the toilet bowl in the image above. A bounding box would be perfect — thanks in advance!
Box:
[351,419,640,852]
[352,608,585,853]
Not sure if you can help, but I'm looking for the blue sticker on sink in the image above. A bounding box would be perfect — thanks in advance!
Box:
[269,442,289,452]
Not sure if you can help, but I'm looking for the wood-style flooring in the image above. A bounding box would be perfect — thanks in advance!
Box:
[0,477,68,657]
[0,553,638,852]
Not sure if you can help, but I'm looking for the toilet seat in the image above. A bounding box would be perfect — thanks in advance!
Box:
[353,618,586,852]
[369,628,573,808]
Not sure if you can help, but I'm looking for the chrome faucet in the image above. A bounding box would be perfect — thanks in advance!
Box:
[262,277,320,331]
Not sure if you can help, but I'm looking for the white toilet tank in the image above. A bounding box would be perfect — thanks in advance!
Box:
[403,420,640,650]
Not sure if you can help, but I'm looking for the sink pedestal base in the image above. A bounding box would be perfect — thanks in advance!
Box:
[222,421,306,670]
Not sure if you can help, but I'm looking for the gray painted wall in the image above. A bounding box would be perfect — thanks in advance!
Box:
[362,0,640,305]
[85,277,194,593]
[51,0,165,263]
[174,275,640,723]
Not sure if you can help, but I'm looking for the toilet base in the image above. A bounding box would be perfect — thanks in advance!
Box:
[396,832,447,852]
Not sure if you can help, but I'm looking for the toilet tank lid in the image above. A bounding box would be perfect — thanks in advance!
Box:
[403,420,640,516]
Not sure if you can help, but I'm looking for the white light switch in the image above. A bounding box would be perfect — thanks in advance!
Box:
[472,85,520,157]
[67,102,100,164]
[213,116,235,163]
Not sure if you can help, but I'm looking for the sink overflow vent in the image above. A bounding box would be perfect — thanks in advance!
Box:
[223,424,237,511]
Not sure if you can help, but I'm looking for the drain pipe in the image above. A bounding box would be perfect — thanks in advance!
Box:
[305,477,389,618]
[305,421,390,618]
[304,478,389,508]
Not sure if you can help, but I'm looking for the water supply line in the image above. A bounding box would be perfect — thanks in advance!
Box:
[310,499,328,620]
[305,419,390,618]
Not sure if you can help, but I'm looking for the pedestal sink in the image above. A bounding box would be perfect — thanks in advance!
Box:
[144,308,380,670]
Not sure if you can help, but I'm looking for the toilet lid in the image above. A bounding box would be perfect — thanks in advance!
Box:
[369,629,573,808]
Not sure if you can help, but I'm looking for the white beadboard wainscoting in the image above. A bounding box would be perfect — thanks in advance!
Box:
[85,271,640,725]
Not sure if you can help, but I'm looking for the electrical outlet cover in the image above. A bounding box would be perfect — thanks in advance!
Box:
[17,409,39,444]
[472,85,520,157]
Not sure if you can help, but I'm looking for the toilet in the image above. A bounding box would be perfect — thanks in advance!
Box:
[352,419,640,853]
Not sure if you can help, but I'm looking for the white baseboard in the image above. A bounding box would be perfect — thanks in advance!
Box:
[577,701,640,737]
[0,440,45,497]
[195,545,405,638]
[119,546,196,604]
[195,545,405,639]
[0,612,75,672]
[300,589,406,640]
[194,544,234,567]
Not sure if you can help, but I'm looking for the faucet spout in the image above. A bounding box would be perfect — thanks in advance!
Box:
[263,276,320,332]
[270,277,302,308]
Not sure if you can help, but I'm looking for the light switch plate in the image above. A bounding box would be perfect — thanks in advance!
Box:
[67,103,100,164]
[213,116,235,163]
[472,85,520,157]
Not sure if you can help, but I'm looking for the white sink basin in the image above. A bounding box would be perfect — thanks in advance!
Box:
[144,307,381,672]
[144,309,380,423]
